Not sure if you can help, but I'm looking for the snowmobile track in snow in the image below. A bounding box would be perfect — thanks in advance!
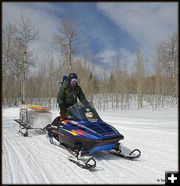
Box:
[2,107,178,184]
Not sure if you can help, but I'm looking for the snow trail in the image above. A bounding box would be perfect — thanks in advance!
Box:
[2,107,178,184]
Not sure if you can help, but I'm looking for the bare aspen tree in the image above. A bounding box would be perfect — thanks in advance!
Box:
[111,55,120,110]
[2,24,17,105]
[116,64,122,109]
[53,17,77,73]
[33,60,48,105]
[118,62,129,110]
[16,15,39,103]
[97,69,108,111]
[144,74,155,109]
[160,33,178,98]
[122,67,130,110]
[109,72,116,109]
[111,54,130,110]
[135,49,145,109]
[2,24,16,77]
[154,45,163,109]
[46,50,55,108]
[80,32,89,69]
[88,72,99,102]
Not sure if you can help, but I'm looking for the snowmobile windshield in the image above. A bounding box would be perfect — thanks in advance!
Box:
[66,102,101,122]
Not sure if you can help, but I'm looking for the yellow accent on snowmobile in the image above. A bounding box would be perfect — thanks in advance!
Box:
[63,129,79,136]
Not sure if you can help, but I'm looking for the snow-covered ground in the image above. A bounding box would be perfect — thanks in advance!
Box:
[2,106,178,184]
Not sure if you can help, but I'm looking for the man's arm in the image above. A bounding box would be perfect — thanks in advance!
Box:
[78,86,89,106]
[57,86,66,110]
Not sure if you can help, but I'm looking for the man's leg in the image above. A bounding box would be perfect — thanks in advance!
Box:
[59,109,67,122]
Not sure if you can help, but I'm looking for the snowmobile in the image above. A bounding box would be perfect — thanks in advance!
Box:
[14,104,52,136]
[45,102,141,170]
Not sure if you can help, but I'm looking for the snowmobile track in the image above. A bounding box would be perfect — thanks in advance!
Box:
[2,107,178,184]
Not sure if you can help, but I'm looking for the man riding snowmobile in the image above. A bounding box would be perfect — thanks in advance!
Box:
[45,73,141,167]
[47,73,90,143]
[57,73,89,121]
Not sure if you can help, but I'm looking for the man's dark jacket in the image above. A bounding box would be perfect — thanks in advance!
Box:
[57,83,89,111]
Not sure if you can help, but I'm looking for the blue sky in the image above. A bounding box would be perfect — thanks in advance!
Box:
[3,2,178,73]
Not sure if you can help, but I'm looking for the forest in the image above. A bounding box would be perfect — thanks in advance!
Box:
[2,15,178,110]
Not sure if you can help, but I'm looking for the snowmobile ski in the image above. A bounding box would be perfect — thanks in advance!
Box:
[110,148,141,160]
[68,155,96,169]
[47,138,97,170]
[60,144,97,169]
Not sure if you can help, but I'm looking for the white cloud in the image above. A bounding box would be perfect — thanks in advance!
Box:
[96,49,117,64]
[96,48,136,65]
[119,48,136,64]
[2,3,61,60]
[95,48,136,74]
[3,2,177,74]
[73,55,110,77]
[97,2,178,56]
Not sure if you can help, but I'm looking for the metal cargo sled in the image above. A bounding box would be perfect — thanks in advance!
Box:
[14,104,52,136]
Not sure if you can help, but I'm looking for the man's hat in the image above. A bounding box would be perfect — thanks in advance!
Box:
[69,73,78,81]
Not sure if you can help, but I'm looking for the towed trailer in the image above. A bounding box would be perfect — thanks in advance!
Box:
[14,104,52,136]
